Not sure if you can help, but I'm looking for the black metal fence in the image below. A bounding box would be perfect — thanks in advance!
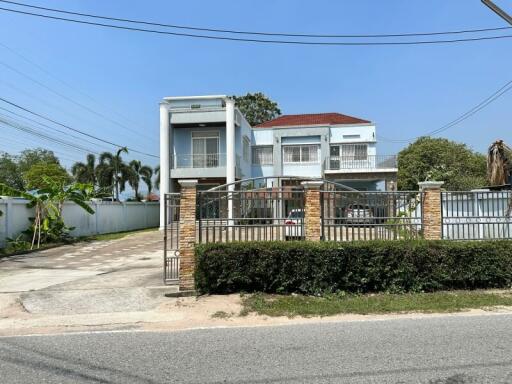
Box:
[164,193,180,284]
[198,184,305,243]
[321,190,423,241]
[441,191,512,240]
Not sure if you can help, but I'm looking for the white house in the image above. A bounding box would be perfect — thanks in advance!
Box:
[159,95,397,227]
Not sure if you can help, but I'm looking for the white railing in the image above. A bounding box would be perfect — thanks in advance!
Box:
[326,155,397,170]
[172,153,226,168]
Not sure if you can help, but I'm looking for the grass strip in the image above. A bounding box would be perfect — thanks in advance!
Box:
[241,291,512,317]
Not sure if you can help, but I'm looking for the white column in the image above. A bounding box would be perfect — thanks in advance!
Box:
[225,98,235,223]
[159,102,171,230]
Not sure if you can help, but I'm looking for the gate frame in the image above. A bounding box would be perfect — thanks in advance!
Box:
[163,192,180,284]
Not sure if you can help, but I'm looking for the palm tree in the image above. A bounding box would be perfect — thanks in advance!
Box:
[128,160,153,200]
[141,165,153,197]
[487,140,512,186]
[154,165,160,190]
[71,154,97,185]
[96,147,130,201]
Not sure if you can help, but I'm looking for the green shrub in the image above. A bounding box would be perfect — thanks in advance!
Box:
[195,241,512,295]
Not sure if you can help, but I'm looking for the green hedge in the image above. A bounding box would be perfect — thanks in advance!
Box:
[195,241,512,294]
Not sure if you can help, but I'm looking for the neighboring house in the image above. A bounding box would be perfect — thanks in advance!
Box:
[159,95,397,225]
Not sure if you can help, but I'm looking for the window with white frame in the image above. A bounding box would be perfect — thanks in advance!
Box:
[341,144,368,160]
[283,145,319,164]
[243,136,250,162]
[252,146,273,165]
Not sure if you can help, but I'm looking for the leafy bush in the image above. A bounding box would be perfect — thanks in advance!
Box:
[195,241,512,295]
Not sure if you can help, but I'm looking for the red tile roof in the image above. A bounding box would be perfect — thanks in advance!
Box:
[254,113,370,128]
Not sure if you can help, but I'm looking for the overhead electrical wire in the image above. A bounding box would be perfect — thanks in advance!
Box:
[1,5,512,45]
[0,115,101,155]
[0,97,159,158]
[1,0,510,39]
[379,79,512,144]
[0,41,152,137]
[0,135,85,163]
[0,105,113,152]
[0,60,157,143]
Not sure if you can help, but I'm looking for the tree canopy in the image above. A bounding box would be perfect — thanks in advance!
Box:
[231,92,281,127]
[23,162,71,190]
[397,137,487,191]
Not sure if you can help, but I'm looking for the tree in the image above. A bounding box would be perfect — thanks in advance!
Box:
[128,160,153,200]
[23,162,71,190]
[154,165,160,190]
[397,137,487,191]
[231,92,281,126]
[141,165,153,197]
[0,180,94,249]
[487,140,512,186]
[71,154,97,185]
[0,152,23,190]
[17,148,60,174]
[96,147,130,201]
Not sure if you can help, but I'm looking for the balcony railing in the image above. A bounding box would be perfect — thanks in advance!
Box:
[172,153,226,169]
[326,155,397,171]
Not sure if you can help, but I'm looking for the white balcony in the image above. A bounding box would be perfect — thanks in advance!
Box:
[170,153,241,179]
[325,155,397,174]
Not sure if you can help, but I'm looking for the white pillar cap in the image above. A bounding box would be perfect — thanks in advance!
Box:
[301,180,324,189]
[418,181,444,190]
[179,179,199,187]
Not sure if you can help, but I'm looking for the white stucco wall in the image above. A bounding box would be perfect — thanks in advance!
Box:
[0,199,159,247]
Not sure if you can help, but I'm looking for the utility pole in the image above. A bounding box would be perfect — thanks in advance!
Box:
[481,0,512,25]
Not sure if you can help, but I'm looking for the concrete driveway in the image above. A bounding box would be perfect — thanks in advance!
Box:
[0,230,178,326]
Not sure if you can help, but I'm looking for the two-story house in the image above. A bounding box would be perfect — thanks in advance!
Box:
[159,95,397,226]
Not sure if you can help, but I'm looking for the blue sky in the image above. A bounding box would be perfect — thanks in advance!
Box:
[1,0,512,174]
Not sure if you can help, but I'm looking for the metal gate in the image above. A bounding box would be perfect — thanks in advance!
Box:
[164,193,180,284]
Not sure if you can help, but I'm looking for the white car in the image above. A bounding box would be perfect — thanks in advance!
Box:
[345,204,375,224]
[285,209,304,240]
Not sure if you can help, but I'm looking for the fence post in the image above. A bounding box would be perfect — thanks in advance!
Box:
[178,179,198,291]
[301,181,323,241]
[419,181,444,240]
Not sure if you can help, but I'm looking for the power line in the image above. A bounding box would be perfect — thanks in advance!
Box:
[0,97,159,158]
[0,60,157,143]
[0,105,113,152]
[2,0,511,39]
[0,41,152,138]
[0,135,84,164]
[379,79,512,143]
[0,115,101,155]
[2,5,512,46]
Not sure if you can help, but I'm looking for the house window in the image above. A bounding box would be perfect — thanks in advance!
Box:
[283,145,319,164]
[252,146,273,165]
[191,131,219,167]
[243,136,250,162]
[341,144,368,160]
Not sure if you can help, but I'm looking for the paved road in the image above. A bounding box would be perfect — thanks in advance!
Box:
[1,314,512,383]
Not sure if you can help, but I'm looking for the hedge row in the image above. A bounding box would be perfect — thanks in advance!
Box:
[195,241,512,294]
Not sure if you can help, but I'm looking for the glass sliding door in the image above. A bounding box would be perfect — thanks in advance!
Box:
[192,131,219,168]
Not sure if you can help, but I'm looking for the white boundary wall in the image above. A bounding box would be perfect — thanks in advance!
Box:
[0,198,159,247]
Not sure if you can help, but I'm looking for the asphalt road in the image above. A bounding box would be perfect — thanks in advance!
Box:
[1,314,512,384]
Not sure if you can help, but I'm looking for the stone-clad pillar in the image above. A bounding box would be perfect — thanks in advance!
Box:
[419,181,444,240]
[301,181,324,241]
[178,179,198,291]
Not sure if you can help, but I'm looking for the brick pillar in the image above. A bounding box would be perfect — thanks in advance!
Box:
[301,181,323,241]
[419,181,444,240]
[178,179,198,291]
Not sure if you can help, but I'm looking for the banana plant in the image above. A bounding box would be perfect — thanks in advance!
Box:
[0,180,95,249]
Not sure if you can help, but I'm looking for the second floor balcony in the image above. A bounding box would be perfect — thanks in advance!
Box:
[172,153,227,169]
[170,153,242,178]
[325,155,397,173]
